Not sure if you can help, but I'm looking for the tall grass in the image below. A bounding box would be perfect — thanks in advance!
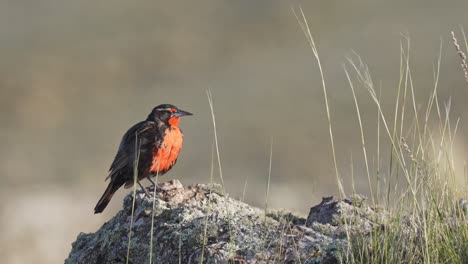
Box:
[204,89,236,261]
[293,7,345,198]
[343,47,468,263]
[297,8,468,264]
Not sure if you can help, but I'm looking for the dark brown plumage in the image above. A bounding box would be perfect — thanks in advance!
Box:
[94,104,192,214]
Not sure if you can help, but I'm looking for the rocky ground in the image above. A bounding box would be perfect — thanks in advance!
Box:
[65,180,392,263]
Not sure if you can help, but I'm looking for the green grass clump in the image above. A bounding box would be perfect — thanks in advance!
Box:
[297,8,468,264]
[340,36,468,264]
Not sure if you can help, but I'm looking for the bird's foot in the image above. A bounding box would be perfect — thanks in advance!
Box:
[145,177,159,197]
[142,187,156,198]
[138,180,156,198]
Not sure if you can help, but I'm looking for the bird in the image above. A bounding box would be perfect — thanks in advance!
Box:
[94,104,192,214]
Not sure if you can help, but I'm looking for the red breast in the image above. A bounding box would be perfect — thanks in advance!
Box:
[150,117,183,173]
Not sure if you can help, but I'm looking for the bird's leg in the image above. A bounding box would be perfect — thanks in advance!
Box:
[147,177,158,195]
[147,177,156,186]
[147,177,156,187]
[138,180,153,197]
[147,176,158,197]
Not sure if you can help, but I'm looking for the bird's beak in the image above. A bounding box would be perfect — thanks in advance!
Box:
[173,109,193,117]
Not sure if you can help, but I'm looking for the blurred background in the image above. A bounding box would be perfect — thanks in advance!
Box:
[1,0,468,263]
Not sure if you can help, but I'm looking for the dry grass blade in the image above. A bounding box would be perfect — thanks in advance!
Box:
[206,89,236,260]
[200,143,215,263]
[261,138,274,257]
[126,133,140,264]
[346,54,417,201]
[292,6,344,197]
[149,170,159,263]
[206,89,226,191]
[344,65,375,206]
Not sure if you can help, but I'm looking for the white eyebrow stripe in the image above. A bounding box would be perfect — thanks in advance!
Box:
[157,108,172,112]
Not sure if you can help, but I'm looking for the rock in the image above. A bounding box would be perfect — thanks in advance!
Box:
[66,181,386,264]
[305,195,387,239]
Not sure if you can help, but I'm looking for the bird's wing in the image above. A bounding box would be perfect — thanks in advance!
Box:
[106,121,157,181]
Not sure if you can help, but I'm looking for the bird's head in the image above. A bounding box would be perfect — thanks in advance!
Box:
[147,104,193,127]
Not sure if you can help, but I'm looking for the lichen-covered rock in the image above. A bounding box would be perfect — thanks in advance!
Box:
[66,181,385,264]
[305,196,387,239]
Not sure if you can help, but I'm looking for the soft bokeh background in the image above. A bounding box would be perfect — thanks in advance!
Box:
[1,1,468,263]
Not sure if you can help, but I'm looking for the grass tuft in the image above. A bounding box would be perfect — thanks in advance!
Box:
[296,9,467,264]
[341,37,468,264]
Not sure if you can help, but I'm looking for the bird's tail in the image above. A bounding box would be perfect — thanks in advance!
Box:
[94,180,123,214]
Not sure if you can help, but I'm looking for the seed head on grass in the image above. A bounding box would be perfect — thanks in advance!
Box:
[451,30,468,83]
